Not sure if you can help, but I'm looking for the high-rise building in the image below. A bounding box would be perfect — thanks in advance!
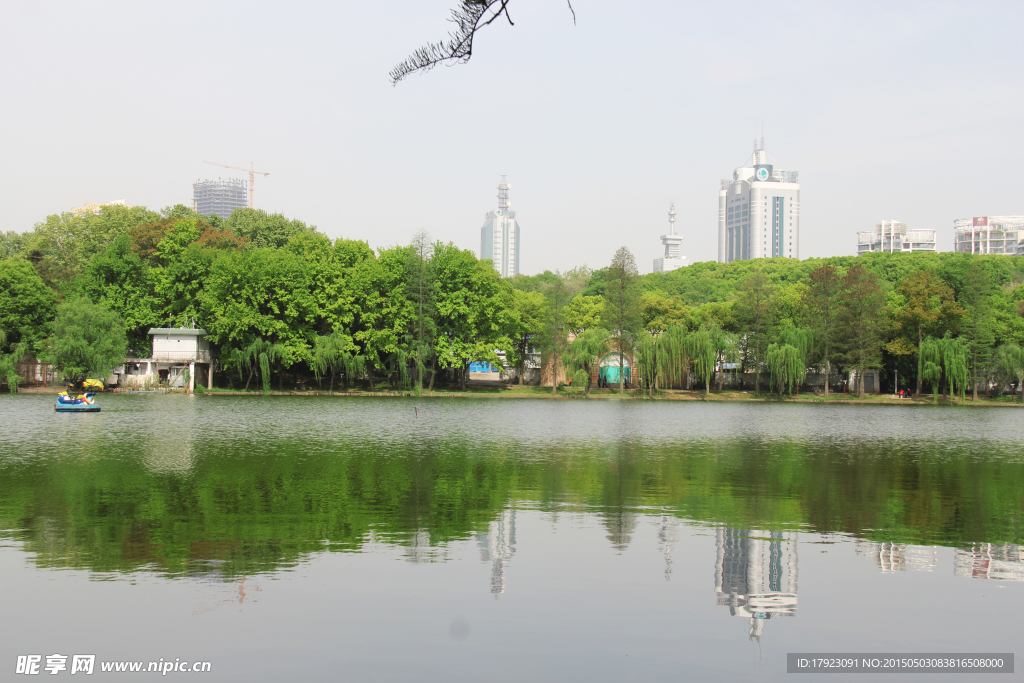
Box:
[477,509,517,594]
[953,216,1023,254]
[714,527,798,639]
[718,140,800,263]
[653,204,687,273]
[193,178,247,220]
[480,176,520,278]
[857,221,937,255]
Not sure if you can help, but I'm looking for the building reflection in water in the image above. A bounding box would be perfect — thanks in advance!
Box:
[855,541,938,572]
[658,516,676,581]
[714,528,798,639]
[954,543,1024,581]
[477,509,516,595]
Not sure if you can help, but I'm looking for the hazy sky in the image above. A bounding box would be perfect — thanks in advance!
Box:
[2,1,1022,274]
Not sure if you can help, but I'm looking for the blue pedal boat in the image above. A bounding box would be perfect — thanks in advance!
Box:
[55,393,101,413]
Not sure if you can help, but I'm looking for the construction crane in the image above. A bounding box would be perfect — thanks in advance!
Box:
[202,161,269,209]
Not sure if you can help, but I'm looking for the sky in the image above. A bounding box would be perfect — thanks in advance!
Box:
[2,0,1023,274]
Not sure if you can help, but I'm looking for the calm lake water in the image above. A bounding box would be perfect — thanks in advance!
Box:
[1,394,1022,681]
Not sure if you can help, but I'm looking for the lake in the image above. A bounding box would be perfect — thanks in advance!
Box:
[1,394,1022,681]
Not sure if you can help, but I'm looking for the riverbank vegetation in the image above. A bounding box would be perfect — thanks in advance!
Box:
[1,203,1023,400]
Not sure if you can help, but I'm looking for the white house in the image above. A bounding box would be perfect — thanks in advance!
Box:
[121,328,213,392]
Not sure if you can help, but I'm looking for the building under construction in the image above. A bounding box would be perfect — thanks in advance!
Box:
[193,178,247,220]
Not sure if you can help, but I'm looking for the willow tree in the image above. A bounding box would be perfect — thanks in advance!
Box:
[777,327,813,395]
[687,324,718,396]
[919,336,943,404]
[339,351,367,390]
[242,338,286,394]
[48,297,128,384]
[634,332,661,396]
[565,327,609,396]
[659,325,689,390]
[994,342,1024,403]
[766,343,805,396]
[311,331,355,393]
[939,333,969,405]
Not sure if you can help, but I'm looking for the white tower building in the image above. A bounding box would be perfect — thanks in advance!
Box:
[480,176,521,277]
[653,204,687,273]
[718,140,800,263]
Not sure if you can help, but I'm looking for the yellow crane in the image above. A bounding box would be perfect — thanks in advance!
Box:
[202,161,269,209]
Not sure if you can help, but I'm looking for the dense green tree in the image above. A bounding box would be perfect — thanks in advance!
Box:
[224,208,315,249]
[0,231,26,260]
[430,243,513,390]
[26,205,162,284]
[48,297,128,382]
[0,261,58,360]
[565,294,605,334]
[200,248,318,373]
[640,290,689,334]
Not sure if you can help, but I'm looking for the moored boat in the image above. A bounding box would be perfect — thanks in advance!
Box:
[55,379,103,412]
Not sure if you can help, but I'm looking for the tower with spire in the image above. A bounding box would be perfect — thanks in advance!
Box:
[654,203,687,273]
[718,137,800,263]
[479,176,521,277]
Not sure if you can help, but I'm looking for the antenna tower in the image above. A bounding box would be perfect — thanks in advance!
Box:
[497,175,510,210]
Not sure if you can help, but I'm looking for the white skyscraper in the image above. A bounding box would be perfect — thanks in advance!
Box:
[480,176,521,277]
[718,140,800,263]
[653,204,687,273]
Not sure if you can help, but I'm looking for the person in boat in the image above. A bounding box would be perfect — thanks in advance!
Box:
[58,378,102,404]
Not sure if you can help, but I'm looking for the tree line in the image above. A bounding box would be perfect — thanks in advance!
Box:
[1,203,1023,400]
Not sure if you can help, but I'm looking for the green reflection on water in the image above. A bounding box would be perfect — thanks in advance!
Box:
[1,397,1022,578]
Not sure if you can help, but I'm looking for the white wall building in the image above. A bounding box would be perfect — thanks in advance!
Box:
[653,204,687,273]
[857,221,937,254]
[718,140,800,263]
[953,216,1023,254]
[121,328,213,392]
[480,176,521,277]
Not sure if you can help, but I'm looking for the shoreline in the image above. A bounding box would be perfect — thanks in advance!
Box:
[10,385,1023,407]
